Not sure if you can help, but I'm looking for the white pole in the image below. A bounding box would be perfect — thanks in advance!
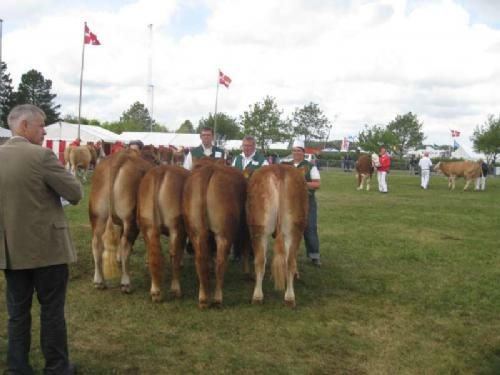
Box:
[147,24,154,132]
[77,22,86,140]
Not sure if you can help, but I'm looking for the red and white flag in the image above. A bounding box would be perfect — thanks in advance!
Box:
[451,129,461,137]
[218,70,232,88]
[84,23,101,45]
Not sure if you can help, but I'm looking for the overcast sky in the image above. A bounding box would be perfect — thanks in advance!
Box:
[2,0,500,148]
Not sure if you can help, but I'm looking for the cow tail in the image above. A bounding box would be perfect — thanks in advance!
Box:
[102,216,120,279]
[272,167,287,291]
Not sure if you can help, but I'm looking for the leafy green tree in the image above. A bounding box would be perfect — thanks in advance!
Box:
[119,101,154,131]
[240,96,291,151]
[62,114,101,126]
[16,69,61,124]
[291,102,330,143]
[357,124,398,153]
[0,62,16,128]
[177,119,195,133]
[197,113,241,141]
[472,114,500,164]
[386,112,425,158]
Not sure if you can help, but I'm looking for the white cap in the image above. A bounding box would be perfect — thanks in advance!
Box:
[292,140,305,149]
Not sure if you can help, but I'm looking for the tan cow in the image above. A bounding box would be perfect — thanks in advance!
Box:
[246,164,308,307]
[68,145,94,181]
[355,154,375,191]
[183,162,247,308]
[89,149,154,292]
[137,165,190,302]
[433,161,482,190]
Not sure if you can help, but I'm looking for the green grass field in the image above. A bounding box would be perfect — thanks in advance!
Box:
[1,170,499,374]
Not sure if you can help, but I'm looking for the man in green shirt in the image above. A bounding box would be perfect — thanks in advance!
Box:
[232,135,268,178]
[183,126,225,170]
[291,139,321,267]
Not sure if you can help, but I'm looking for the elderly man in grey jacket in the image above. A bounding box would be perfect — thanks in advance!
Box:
[0,104,82,374]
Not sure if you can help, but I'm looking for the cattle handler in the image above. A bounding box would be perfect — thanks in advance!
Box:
[183,126,225,170]
[291,139,321,267]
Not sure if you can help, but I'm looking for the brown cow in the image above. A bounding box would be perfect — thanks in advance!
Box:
[246,164,308,307]
[433,161,482,190]
[89,149,154,292]
[183,162,247,308]
[137,165,190,302]
[68,145,94,181]
[355,154,375,191]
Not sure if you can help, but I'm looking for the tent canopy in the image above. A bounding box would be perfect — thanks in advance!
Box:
[44,122,120,143]
[0,127,11,138]
[119,132,201,148]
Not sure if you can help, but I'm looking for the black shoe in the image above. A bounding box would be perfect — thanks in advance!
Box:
[311,259,321,267]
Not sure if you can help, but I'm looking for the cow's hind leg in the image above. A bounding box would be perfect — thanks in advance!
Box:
[251,226,268,305]
[119,221,139,293]
[213,236,231,305]
[144,226,164,302]
[193,232,210,309]
[284,229,302,307]
[169,225,186,298]
[92,218,107,289]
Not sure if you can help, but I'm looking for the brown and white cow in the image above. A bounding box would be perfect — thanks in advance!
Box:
[355,154,375,191]
[137,165,190,302]
[89,149,154,292]
[246,164,308,307]
[182,162,247,308]
[433,161,482,190]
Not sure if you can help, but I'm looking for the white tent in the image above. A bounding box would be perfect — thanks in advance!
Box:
[451,144,486,161]
[0,127,11,138]
[119,132,200,148]
[44,122,120,143]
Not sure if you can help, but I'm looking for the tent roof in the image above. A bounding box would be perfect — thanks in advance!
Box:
[0,127,11,138]
[119,132,200,148]
[44,122,120,143]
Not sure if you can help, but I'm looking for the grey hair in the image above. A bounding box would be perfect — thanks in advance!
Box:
[242,135,256,145]
[7,104,46,130]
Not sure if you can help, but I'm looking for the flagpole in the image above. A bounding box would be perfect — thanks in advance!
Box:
[77,22,87,140]
[213,70,220,145]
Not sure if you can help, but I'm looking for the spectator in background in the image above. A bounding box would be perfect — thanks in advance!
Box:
[291,140,321,267]
[475,160,489,191]
[377,146,391,193]
[69,137,81,147]
[0,104,82,374]
[418,151,433,189]
[111,140,124,154]
[128,140,144,152]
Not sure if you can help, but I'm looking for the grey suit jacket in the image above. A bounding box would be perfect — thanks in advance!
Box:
[0,137,82,270]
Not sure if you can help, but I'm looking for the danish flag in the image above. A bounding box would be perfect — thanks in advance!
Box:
[218,70,232,88]
[84,23,101,45]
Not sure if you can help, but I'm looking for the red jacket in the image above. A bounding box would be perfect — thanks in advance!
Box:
[377,153,391,172]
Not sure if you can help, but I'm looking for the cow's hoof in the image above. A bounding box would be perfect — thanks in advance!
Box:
[170,289,183,299]
[251,298,264,305]
[151,292,162,303]
[93,282,106,290]
[284,300,296,308]
[121,284,132,294]
[198,300,210,309]
[212,300,223,307]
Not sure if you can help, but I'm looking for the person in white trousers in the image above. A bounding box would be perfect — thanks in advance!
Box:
[418,152,433,189]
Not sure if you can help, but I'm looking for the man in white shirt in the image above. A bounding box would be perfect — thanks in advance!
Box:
[183,127,225,170]
[418,152,433,189]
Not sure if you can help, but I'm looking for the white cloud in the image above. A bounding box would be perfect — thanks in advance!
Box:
[1,0,500,148]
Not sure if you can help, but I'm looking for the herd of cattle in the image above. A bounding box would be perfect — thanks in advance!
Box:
[85,147,308,308]
[63,143,486,308]
[354,154,485,191]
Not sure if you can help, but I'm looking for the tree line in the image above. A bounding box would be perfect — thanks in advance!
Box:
[1,63,498,162]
